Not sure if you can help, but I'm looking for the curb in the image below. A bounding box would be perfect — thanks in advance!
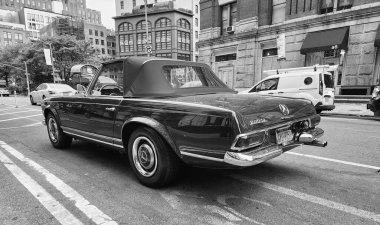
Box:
[321,113,380,121]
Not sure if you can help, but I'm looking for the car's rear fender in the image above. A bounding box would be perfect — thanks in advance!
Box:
[43,104,61,125]
[121,117,180,157]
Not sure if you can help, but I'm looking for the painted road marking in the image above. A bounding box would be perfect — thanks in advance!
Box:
[0,149,83,225]
[0,122,42,130]
[228,174,380,223]
[0,109,40,116]
[0,140,118,225]
[286,152,380,170]
[0,114,41,122]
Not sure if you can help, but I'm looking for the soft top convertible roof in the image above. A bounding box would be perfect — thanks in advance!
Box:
[102,57,234,97]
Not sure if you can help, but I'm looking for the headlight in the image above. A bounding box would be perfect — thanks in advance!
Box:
[372,86,379,98]
[231,131,265,151]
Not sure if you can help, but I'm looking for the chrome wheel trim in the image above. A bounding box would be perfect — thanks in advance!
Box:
[48,117,59,143]
[132,136,158,177]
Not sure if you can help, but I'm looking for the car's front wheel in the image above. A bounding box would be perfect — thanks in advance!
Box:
[46,113,72,149]
[127,127,180,188]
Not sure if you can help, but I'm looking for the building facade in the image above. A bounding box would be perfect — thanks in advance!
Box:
[0,21,27,46]
[198,0,380,95]
[114,1,193,60]
[116,0,200,61]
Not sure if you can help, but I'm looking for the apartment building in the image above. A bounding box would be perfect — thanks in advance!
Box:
[198,0,380,95]
[0,20,27,46]
[114,1,193,60]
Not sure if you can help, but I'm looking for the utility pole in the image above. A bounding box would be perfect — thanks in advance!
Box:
[24,61,30,97]
[144,0,150,57]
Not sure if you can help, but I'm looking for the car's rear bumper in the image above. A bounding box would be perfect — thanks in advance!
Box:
[224,127,326,167]
[315,103,335,111]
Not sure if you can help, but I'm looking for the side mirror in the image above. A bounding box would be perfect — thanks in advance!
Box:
[77,84,86,93]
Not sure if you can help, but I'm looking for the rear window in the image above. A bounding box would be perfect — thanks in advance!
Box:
[48,84,73,90]
[324,74,334,88]
[162,65,224,89]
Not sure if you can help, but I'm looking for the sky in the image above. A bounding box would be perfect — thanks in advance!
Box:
[86,0,116,30]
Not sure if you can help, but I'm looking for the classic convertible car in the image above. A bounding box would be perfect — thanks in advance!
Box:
[42,57,327,187]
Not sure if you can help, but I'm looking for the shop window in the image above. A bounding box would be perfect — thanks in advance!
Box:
[215,53,237,62]
[337,0,352,11]
[221,1,237,35]
[262,48,278,57]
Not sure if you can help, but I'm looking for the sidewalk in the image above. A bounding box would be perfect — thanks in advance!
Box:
[1,95,377,119]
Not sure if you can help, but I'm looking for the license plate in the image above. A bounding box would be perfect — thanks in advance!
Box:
[276,127,294,146]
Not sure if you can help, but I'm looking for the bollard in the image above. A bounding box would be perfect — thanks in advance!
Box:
[14,90,18,108]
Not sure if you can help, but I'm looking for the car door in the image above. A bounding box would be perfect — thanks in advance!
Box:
[62,62,124,145]
[248,78,279,95]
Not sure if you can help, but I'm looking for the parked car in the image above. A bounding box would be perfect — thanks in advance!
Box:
[41,57,327,187]
[240,65,336,114]
[0,80,9,97]
[367,85,380,116]
[30,83,76,105]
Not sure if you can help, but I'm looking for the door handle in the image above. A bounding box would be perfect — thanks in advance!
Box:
[106,107,116,112]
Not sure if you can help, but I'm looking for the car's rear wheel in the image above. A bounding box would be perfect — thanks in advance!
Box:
[30,96,36,105]
[127,127,180,188]
[46,113,72,149]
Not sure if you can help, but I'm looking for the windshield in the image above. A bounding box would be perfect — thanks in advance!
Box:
[324,74,334,88]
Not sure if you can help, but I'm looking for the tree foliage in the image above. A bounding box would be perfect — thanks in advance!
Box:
[0,35,103,94]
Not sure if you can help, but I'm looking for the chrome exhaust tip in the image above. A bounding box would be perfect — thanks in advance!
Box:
[304,139,327,147]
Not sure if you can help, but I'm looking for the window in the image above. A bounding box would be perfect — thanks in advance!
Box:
[320,0,334,14]
[89,29,92,35]
[101,40,104,45]
[195,18,198,27]
[251,78,279,92]
[221,2,237,35]
[100,31,104,37]
[195,5,198,14]
[3,32,12,45]
[89,62,124,96]
[155,18,171,28]
[324,49,338,58]
[324,74,334,88]
[95,39,99,45]
[155,30,171,50]
[177,30,190,51]
[107,42,111,47]
[215,53,236,62]
[262,48,278,57]
[156,53,172,58]
[102,48,105,54]
[195,31,198,39]
[304,77,313,85]
[177,19,190,30]
[118,22,133,31]
[14,33,23,43]
[177,54,191,61]
[337,0,352,11]
[136,32,152,52]
[120,0,124,9]
[162,65,224,89]
[136,20,151,30]
[89,37,93,44]
[119,34,134,53]
[95,30,98,36]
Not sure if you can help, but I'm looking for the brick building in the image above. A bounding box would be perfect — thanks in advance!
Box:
[198,0,380,95]
[114,1,193,60]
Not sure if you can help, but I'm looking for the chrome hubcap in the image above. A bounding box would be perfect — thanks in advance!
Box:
[48,117,59,142]
[132,137,157,177]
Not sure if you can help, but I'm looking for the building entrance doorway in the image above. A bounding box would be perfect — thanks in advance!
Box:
[217,67,234,88]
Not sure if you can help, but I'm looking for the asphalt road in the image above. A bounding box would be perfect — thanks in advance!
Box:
[0,99,379,225]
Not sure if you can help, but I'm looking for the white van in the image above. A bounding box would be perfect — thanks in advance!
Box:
[241,65,335,113]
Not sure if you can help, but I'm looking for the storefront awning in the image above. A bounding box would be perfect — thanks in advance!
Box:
[300,27,349,55]
[375,25,380,47]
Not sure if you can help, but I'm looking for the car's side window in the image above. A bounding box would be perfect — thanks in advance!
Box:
[253,78,279,92]
[36,85,42,91]
[89,62,124,97]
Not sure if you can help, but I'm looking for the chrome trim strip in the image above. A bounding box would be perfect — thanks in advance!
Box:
[62,127,124,149]
[181,151,224,162]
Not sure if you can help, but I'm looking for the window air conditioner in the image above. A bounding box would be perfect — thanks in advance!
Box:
[226,26,235,34]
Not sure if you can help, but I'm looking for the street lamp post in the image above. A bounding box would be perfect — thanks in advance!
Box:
[0,63,30,97]
[144,0,150,57]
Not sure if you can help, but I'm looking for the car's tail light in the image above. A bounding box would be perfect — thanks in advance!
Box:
[372,86,380,98]
[231,131,265,151]
[319,74,323,96]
